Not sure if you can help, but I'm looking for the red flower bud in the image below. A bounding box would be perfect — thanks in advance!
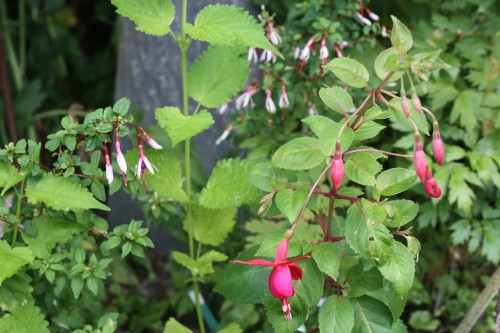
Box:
[424,177,442,198]
[401,95,411,118]
[432,130,445,166]
[330,149,344,191]
[413,141,428,183]
[411,92,423,115]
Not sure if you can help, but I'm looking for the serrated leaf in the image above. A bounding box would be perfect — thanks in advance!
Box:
[378,242,415,297]
[390,16,413,53]
[275,187,308,223]
[319,296,354,333]
[353,121,386,141]
[294,260,325,307]
[346,265,383,298]
[155,107,214,147]
[312,242,340,279]
[0,302,49,333]
[25,173,109,211]
[384,280,407,321]
[374,47,403,81]
[0,241,34,285]
[0,274,33,311]
[163,318,192,333]
[0,162,25,195]
[302,116,353,155]
[188,46,249,108]
[248,161,273,192]
[111,0,175,36]
[199,159,256,209]
[351,296,393,333]
[22,216,86,258]
[344,152,382,186]
[319,86,354,114]
[263,291,308,333]
[450,90,482,134]
[383,200,419,228]
[215,246,269,304]
[376,168,417,197]
[272,137,324,170]
[186,202,237,246]
[186,4,280,57]
[145,150,188,202]
[217,323,242,333]
[323,58,369,88]
[112,97,130,116]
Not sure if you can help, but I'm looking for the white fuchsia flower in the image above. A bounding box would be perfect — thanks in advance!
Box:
[218,103,229,115]
[247,48,258,64]
[293,47,301,60]
[115,133,127,174]
[215,125,234,145]
[235,85,257,110]
[279,83,289,109]
[319,36,329,60]
[356,12,372,26]
[267,18,282,45]
[260,49,276,63]
[104,146,113,184]
[365,8,379,21]
[265,87,277,114]
[135,137,157,180]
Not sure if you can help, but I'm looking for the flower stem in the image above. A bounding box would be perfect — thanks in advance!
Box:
[11,179,25,247]
[344,148,412,158]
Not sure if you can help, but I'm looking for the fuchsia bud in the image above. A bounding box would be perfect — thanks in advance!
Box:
[300,37,315,61]
[365,8,379,21]
[411,92,423,115]
[308,103,318,116]
[115,133,127,174]
[104,146,113,184]
[401,95,411,118]
[235,85,257,110]
[267,18,282,45]
[413,140,428,183]
[215,125,233,145]
[265,87,277,114]
[356,12,372,26]
[330,149,344,191]
[423,168,441,198]
[432,127,445,166]
[279,83,289,109]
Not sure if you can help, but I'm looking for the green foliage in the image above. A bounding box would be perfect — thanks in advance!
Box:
[323,58,370,88]
[351,296,393,333]
[271,137,324,170]
[163,318,192,333]
[0,161,25,195]
[0,302,49,333]
[344,152,382,186]
[319,86,354,114]
[318,296,354,333]
[312,242,340,279]
[0,242,34,285]
[390,16,413,54]
[302,116,354,154]
[275,187,308,223]
[186,202,237,246]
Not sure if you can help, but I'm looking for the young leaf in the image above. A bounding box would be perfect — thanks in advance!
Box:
[376,168,418,197]
[374,47,403,81]
[383,200,419,228]
[163,318,192,333]
[319,86,354,114]
[390,16,413,54]
[111,0,175,36]
[275,187,308,223]
[188,46,249,108]
[302,116,353,155]
[155,107,214,147]
[352,121,386,141]
[199,159,257,209]
[318,296,354,333]
[25,173,109,211]
[272,137,324,170]
[323,58,369,88]
[0,241,34,285]
[378,241,415,297]
[344,152,382,186]
[186,4,280,57]
[0,302,49,333]
[312,242,341,279]
[0,162,25,196]
[263,291,308,333]
[0,273,34,311]
[217,323,242,333]
[186,202,237,246]
[112,97,130,116]
[351,296,393,333]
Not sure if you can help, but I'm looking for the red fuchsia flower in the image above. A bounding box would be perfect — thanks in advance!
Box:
[413,140,428,182]
[266,18,282,45]
[265,86,277,114]
[331,149,344,191]
[423,167,442,198]
[432,127,445,166]
[233,239,309,321]
[300,37,316,62]
[365,8,379,21]
[279,83,289,109]
[235,85,257,110]
[401,95,411,118]
[135,136,157,179]
[411,92,423,115]
[247,47,258,64]
[103,146,113,184]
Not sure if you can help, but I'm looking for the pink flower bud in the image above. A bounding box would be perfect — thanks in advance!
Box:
[432,130,445,166]
[401,95,411,118]
[424,177,442,198]
[365,8,379,21]
[330,149,344,191]
[319,36,329,60]
[145,136,162,150]
[411,92,423,115]
[356,12,372,26]
[413,141,428,182]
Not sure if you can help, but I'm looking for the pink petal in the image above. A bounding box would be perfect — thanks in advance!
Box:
[275,239,289,262]
[288,263,303,280]
[269,266,294,299]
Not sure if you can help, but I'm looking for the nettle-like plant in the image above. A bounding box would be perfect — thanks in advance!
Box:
[215,16,449,332]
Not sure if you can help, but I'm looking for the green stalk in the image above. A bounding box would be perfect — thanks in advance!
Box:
[18,0,25,77]
[179,0,205,332]
[11,179,25,247]
[0,0,22,90]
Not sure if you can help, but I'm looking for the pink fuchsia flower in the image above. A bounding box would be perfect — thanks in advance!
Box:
[319,36,329,60]
[115,132,128,186]
[144,134,162,150]
[365,8,379,21]
[356,12,372,26]
[299,37,316,61]
[413,140,428,182]
[432,128,445,166]
[265,86,277,114]
[267,18,282,45]
[103,146,113,184]
[279,83,289,109]
[235,85,257,110]
[135,136,157,180]
[247,48,258,64]
[330,149,344,191]
[233,239,309,321]
[423,168,442,198]
[260,49,276,63]
[411,92,423,115]
[401,95,411,118]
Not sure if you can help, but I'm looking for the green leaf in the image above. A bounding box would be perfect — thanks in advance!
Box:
[199,159,257,209]
[388,98,429,135]
[186,4,280,57]
[111,0,175,36]
[302,116,353,155]
[217,323,242,333]
[383,200,419,228]
[344,152,382,186]
[346,265,383,298]
[376,168,417,197]
[172,250,227,277]
[351,296,393,333]
[0,274,33,311]
[113,97,130,116]
[318,296,354,333]
[248,161,273,192]
[186,202,237,246]
[163,318,192,333]
[319,86,354,114]
[384,280,407,321]
[25,173,109,211]
[323,58,369,88]
[263,291,308,333]
[272,137,324,170]
[0,302,49,333]
[450,90,482,134]
[378,242,415,297]
[409,311,440,331]
[215,246,270,304]
[294,260,325,307]
[0,241,34,285]
[155,107,214,147]
[188,46,249,108]
[22,216,86,258]
[275,187,308,223]
[390,16,413,53]
[0,162,25,195]
[353,121,386,141]
[312,242,341,279]
[374,47,403,81]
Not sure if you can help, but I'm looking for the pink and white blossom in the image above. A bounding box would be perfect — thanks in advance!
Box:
[265,87,277,114]
[279,83,289,109]
[247,48,258,64]
[235,85,257,110]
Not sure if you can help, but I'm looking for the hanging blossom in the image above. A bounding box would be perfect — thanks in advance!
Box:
[356,12,372,26]
[308,102,318,116]
[279,82,289,109]
[293,46,301,60]
[267,18,282,45]
[260,49,277,63]
[140,128,163,150]
[218,103,229,115]
[265,86,277,114]
[115,132,128,186]
[135,135,158,181]
[103,146,113,184]
[319,36,329,61]
[299,36,317,62]
[364,8,379,21]
[235,84,257,110]
[247,48,258,64]
[334,45,344,58]
[215,125,234,145]
[234,238,310,321]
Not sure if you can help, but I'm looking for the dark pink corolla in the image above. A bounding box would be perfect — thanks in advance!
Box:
[413,141,428,182]
[423,168,442,198]
[330,149,344,191]
[432,130,445,166]
[233,239,309,321]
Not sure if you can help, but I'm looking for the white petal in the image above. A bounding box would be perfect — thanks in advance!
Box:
[116,153,128,173]
[106,165,114,184]
[147,138,162,150]
[135,158,142,177]
[142,156,157,174]
[299,47,310,61]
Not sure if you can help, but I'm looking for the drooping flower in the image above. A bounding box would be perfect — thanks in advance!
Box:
[247,47,258,64]
[235,85,257,110]
[432,127,445,166]
[293,46,301,60]
[308,102,318,116]
[135,136,157,180]
[260,49,276,63]
[365,8,379,21]
[115,132,128,186]
[401,95,411,118]
[279,83,289,109]
[233,239,309,321]
[103,146,113,184]
[423,167,441,198]
[143,133,162,150]
[265,86,277,114]
[218,103,229,115]
[267,18,282,45]
[215,125,233,145]
[319,36,329,61]
[413,140,428,182]
[411,92,423,115]
[356,12,372,26]
[300,37,316,62]
[330,149,344,191]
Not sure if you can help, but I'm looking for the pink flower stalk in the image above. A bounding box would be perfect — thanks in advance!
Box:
[215,125,233,145]
[365,8,379,21]
[104,146,113,184]
[233,239,309,321]
[247,48,258,64]
[267,18,282,45]
[334,46,344,58]
[432,129,445,166]
[235,85,257,110]
[141,131,162,150]
[423,168,442,198]
[401,95,411,118]
[411,92,423,115]
[319,36,329,60]
[356,12,372,26]
[413,140,428,182]
[265,87,277,114]
[300,37,316,61]
[279,83,289,109]
[135,136,157,179]
[330,149,344,191]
